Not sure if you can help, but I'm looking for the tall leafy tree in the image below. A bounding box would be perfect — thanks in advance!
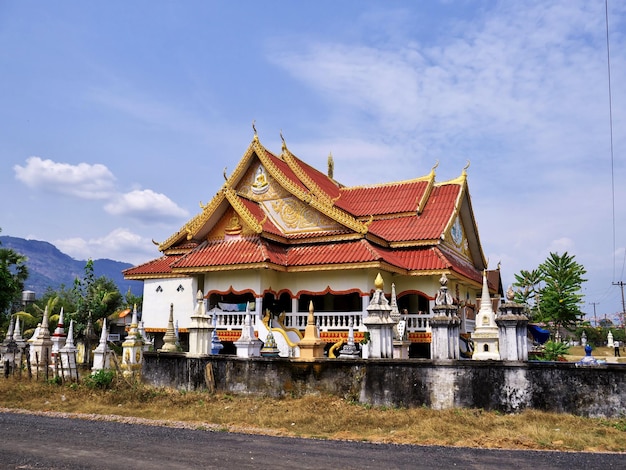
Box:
[0,229,29,323]
[71,259,123,334]
[514,252,587,333]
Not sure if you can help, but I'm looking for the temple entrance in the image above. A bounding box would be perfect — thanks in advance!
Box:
[397,291,430,314]
[297,291,361,312]
[207,291,255,311]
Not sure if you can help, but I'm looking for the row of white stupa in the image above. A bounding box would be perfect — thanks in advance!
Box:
[0,305,148,378]
[1,271,527,378]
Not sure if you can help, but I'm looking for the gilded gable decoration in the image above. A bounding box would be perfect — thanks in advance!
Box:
[238,163,288,201]
[264,197,343,233]
[225,214,243,238]
[251,165,270,195]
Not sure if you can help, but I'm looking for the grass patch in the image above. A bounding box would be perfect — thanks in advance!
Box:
[0,375,625,452]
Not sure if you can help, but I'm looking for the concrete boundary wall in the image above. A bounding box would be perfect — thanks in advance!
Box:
[142,352,626,418]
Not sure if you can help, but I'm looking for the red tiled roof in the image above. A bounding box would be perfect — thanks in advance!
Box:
[287,239,389,266]
[289,154,341,200]
[366,184,460,242]
[335,180,430,216]
[419,184,460,220]
[126,237,482,285]
[172,238,272,268]
[123,255,183,277]
[435,245,484,285]
[262,149,309,193]
[392,247,448,271]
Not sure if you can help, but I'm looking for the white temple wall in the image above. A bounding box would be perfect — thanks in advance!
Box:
[203,270,263,299]
[142,277,196,330]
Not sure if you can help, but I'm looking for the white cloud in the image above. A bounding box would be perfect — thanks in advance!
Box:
[13,157,116,199]
[269,0,623,180]
[104,189,189,223]
[54,228,159,265]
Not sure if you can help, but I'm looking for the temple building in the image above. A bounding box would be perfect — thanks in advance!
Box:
[123,130,499,358]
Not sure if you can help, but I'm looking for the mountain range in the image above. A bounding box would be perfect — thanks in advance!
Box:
[0,235,143,300]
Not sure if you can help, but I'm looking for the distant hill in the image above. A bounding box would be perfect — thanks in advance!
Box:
[0,236,142,299]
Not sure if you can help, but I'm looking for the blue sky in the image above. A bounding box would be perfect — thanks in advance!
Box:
[1,1,626,323]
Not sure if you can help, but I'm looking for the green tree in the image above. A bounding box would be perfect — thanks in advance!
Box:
[0,229,29,331]
[71,259,123,334]
[514,252,587,333]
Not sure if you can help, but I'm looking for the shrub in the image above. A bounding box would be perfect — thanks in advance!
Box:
[84,369,115,389]
[542,340,570,361]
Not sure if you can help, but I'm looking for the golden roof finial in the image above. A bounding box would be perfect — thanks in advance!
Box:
[430,160,439,176]
[223,167,228,181]
[252,119,257,136]
[280,130,287,152]
[374,272,384,290]
[462,160,470,175]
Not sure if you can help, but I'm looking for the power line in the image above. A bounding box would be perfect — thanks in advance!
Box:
[605,0,617,281]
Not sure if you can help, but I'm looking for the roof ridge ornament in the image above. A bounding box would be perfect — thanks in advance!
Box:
[280,130,287,153]
[430,160,439,176]
[327,152,334,179]
[252,120,258,141]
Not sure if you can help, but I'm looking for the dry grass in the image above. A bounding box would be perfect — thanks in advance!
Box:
[1,376,625,453]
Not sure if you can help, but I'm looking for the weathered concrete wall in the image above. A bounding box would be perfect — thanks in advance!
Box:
[142,352,626,418]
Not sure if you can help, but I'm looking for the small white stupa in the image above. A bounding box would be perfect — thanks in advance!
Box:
[29,306,53,373]
[471,271,501,360]
[121,304,145,377]
[92,318,111,371]
[59,320,78,379]
[188,290,212,356]
[234,302,263,358]
[51,307,67,364]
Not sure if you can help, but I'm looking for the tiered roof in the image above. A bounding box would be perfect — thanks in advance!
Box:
[124,132,488,286]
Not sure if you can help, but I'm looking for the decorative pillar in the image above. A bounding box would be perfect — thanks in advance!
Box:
[59,320,78,380]
[390,283,410,359]
[51,307,67,365]
[121,304,145,377]
[137,320,153,352]
[297,301,326,360]
[496,286,529,361]
[188,290,212,356]
[29,306,53,375]
[430,274,461,360]
[92,318,111,371]
[234,302,263,358]
[362,273,395,359]
[471,271,501,360]
[159,304,178,352]
[13,317,27,352]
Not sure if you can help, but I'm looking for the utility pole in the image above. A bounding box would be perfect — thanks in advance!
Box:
[613,281,626,333]
[589,302,600,326]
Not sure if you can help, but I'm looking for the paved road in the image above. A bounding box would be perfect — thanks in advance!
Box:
[0,411,623,469]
